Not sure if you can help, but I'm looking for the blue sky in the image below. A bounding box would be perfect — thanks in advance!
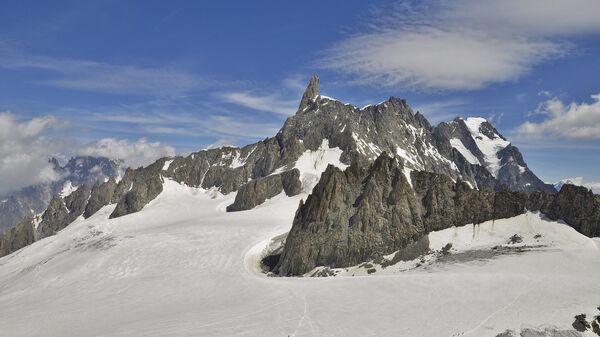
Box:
[1,0,600,194]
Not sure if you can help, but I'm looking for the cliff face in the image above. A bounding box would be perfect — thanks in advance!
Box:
[275,154,599,276]
[0,217,35,257]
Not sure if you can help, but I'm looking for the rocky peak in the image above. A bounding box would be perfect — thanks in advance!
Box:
[298,74,319,111]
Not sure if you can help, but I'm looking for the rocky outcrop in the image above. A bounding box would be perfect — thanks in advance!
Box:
[110,161,165,218]
[0,217,35,256]
[528,184,600,238]
[227,169,302,212]
[275,153,599,276]
[38,185,91,239]
[84,178,117,218]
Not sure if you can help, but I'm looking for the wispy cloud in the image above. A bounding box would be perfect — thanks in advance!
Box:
[320,0,600,91]
[0,43,205,96]
[220,75,309,116]
[221,92,298,116]
[412,98,468,124]
[62,96,282,142]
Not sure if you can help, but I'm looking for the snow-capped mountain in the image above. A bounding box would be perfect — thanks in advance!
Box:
[1,76,598,337]
[436,117,555,193]
[0,156,121,234]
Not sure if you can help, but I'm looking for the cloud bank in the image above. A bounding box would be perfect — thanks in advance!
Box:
[320,0,600,91]
[0,112,175,195]
[0,112,64,195]
[80,138,175,169]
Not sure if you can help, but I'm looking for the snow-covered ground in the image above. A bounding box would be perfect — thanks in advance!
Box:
[1,179,599,337]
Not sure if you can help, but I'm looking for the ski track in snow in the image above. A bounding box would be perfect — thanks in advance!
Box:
[0,179,599,337]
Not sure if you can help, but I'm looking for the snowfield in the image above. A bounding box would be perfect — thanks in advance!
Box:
[1,179,600,337]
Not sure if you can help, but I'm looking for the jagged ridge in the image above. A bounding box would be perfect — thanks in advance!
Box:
[274,153,599,276]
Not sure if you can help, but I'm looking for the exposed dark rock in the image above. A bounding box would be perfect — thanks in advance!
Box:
[110,161,164,218]
[84,178,117,218]
[0,217,35,256]
[227,169,302,212]
[38,185,91,239]
[573,314,590,332]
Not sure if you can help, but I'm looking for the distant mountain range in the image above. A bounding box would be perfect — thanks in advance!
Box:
[0,156,121,233]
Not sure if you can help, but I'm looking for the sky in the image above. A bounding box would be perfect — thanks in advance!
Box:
[1,0,600,195]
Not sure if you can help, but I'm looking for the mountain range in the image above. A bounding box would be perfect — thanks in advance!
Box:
[0,156,120,233]
[1,76,599,336]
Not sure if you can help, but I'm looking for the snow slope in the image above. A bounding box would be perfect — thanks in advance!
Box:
[1,179,599,337]
[450,138,480,165]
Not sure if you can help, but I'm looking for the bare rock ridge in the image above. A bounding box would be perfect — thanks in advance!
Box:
[0,75,559,257]
[274,153,600,276]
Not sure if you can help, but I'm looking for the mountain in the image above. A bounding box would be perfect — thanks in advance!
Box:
[0,75,555,257]
[0,156,121,233]
[436,117,556,193]
[1,76,599,337]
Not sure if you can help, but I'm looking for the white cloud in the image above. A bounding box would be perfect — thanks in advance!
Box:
[221,92,298,116]
[79,138,175,169]
[516,94,600,140]
[320,0,600,91]
[0,112,64,196]
[0,111,177,195]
